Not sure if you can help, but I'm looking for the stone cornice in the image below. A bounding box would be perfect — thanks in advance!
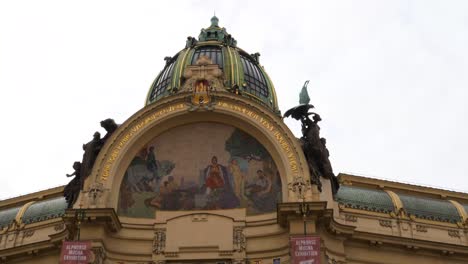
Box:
[0,186,64,210]
[350,230,468,256]
[63,208,122,234]
[338,174,468,202]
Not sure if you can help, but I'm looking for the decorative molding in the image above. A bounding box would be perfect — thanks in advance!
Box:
[219,250,234,256]
[91,247,106,264]
[369,240,383,247]
[442,250,455,256]
[54,223,65,231]
[153,228,166,255]
[379,220,392,228]
[233,227,246,252]
[164,251,178,257]
[86,182,105,206]
[405,245,419,251]
[191,214,208,222]
[448,230,460,238]
[345,214,357,222]
[325,250,346,264]
[400,221,410,231]
[289,176,311,201]
[23,230,34,238]
[181,55,224,94]
[415,224,428,233]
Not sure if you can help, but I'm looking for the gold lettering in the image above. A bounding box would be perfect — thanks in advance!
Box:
[216,100,302,176]
[100,103,187,182]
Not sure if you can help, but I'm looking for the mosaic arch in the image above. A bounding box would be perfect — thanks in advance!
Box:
[118,122,283,218]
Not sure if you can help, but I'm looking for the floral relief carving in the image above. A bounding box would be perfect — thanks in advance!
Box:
[448,230,460,238]
[54,223,65,231]
[23,230,34,238]
[289,176,311,200]
[153,228,166,255]
[379,220,392,228]
[345,215,357,222]
[415,224,428,233]
[233,227,246,252]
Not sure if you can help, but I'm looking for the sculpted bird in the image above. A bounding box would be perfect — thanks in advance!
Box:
[283,80,314,120]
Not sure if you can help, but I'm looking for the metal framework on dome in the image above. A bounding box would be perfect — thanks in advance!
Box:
[145,16,279,114]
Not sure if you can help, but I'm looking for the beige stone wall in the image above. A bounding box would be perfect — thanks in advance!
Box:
[2,96,468,263]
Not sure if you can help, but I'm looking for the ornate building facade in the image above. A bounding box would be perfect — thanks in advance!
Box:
[1,17,467,264]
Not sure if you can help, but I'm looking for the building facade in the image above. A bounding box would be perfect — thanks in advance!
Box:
[1,17,468,264]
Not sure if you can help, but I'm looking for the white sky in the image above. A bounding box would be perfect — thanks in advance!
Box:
[0,0,467,199]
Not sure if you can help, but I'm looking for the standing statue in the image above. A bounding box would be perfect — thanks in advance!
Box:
[284,81,339,195]
[185,36,198,48]
[64,162,82,208]
[63,119,120,207]
[80,131,102,187]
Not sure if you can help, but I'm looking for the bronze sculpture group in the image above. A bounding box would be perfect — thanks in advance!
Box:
[284,81,340,195]
[63,119,118,208]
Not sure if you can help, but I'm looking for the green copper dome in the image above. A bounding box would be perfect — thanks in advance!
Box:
[146,17,279,113]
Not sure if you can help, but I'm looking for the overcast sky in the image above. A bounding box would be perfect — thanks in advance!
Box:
[0,0,467,199]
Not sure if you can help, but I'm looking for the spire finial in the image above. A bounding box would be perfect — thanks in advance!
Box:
[211,14,219,27]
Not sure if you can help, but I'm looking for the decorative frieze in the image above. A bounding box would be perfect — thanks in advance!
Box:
[415,224,428,233]
[164,251,178,257]
[153,228,166,255]
[405,245,419,250]
[379,220,392,228]
[23,230,34,238]
[219,250,234,256]
[448,230,460,238]
[54,223,65,231]
[345,215,357,222]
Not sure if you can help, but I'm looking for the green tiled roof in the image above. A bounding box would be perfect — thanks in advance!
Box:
[398,193,461,223]
[0,206,21,229]
[335,185,395,213]
[22,197,67,224]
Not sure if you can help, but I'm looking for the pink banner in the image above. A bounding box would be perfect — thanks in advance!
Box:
[60,241,91,264]
[290,236,321,264]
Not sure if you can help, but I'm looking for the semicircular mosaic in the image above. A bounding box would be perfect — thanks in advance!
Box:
[118,122,282,218]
